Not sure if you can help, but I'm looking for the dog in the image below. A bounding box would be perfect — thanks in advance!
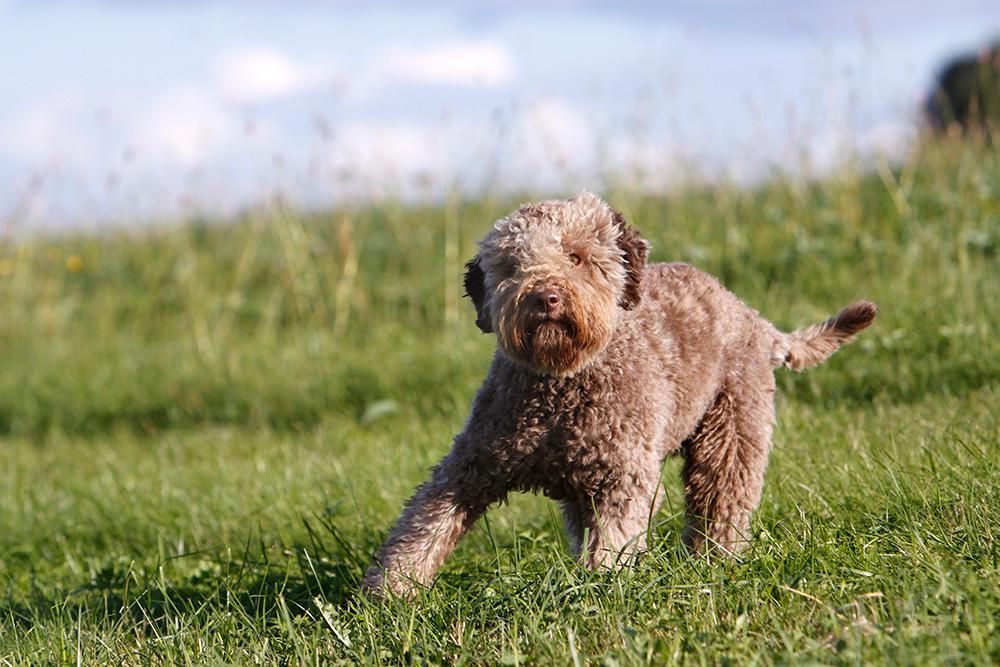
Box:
[363,192,876,597]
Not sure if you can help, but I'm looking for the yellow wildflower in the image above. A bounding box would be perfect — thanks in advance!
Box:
[66,255,84,273]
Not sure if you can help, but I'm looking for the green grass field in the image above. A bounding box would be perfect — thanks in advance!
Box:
[2,139,999,664]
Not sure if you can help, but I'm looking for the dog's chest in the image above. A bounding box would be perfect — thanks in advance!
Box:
[504,373,648,499]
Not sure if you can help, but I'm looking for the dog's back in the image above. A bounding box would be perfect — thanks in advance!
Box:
[636,262,876,375]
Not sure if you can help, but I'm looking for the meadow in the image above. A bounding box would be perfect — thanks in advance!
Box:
[1,138,999,665]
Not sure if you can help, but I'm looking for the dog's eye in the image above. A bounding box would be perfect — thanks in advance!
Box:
[568,253,582,266]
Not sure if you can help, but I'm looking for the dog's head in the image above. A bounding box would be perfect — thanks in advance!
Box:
[463,192,649,376]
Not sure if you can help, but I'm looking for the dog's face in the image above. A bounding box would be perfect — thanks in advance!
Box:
[464,192,649,376]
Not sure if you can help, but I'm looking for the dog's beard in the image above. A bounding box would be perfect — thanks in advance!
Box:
[498,303,608,375]
[526,319,580,374]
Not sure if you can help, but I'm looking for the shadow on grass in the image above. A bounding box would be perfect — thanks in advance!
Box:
[2,515,373,634]
[778,356,1000,409]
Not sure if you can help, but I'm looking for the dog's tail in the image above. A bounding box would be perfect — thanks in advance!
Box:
[773,300,878,371]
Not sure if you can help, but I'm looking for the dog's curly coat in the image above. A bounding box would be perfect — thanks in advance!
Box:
[363,193,877,597]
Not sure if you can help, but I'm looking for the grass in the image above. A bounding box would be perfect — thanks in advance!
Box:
[1,137,999,664]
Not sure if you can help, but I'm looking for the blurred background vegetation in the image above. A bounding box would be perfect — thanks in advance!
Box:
[0,134,997,438]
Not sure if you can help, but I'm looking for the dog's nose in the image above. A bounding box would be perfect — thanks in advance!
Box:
[533,289,562,315]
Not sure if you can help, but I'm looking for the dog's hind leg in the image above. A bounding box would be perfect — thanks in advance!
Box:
[681,366,775,555]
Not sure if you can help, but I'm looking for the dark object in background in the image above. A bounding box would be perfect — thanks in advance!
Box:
[925,41,1000,134]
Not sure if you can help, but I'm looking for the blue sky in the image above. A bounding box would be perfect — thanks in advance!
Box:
[1,1,998,228]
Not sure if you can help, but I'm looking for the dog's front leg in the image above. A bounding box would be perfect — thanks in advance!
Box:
[362,446,500,598]
[565,468,665,569]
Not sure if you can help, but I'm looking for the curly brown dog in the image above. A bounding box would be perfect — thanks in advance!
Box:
[363,192,877,597]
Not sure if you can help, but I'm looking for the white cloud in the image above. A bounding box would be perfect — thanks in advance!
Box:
[0,92,96,167]
[857,119,915,160]
[507,97,595,184]
[604,136,685,190]
[206,41,514,107]
[518,97,590,152]
[211,47,334,104]
[321,97,597,195]
[375,42,514,88]
[134,84,238,168]
[0,40,516,181]
[0,106,64,163]
[205,41,515,111]
[332,121,450,181]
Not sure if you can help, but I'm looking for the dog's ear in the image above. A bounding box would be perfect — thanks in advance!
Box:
[463,255,493,333]
[613,210,649,310]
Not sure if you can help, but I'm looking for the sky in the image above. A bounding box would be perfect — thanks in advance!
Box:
[1,1,999,229]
